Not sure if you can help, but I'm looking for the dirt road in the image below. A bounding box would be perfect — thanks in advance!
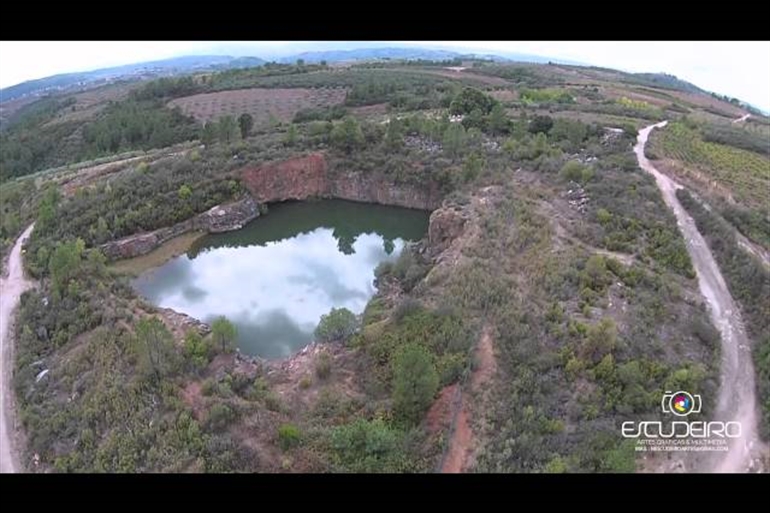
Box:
[0,223,34,473]
[635,123,764,473]
[732,113,751,124]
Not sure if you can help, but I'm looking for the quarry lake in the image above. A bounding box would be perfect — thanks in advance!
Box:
[133,199,429,359]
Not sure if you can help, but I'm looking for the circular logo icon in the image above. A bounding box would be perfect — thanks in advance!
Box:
[671,391,695,416]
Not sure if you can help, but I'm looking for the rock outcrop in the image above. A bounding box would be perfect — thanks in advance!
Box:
[101,196,259,260]
[239,152,442,211]
[158,307,211,338]
[428,205,470,254]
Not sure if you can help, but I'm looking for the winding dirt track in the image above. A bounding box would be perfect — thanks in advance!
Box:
[0,224,34,473]
[635,123,764,473]
[440,327,495,473]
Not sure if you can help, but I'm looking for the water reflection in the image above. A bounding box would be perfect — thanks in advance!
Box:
[133,200,429,358]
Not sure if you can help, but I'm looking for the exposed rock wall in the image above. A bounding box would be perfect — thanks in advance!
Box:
[240,153,328,203]
[103,152,443,261]
[239,152,442,210]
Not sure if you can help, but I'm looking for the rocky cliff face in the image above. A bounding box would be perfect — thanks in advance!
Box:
[239,153,442,210]
[329,172,442,211]
[104,153,443,261]
[101,196,259,260]
[240,153,328,203]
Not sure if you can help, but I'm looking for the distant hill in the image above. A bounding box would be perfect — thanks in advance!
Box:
[0,55,266,102]
[277,47,509,64]
[629,72,704,94]
[1,46,758,112]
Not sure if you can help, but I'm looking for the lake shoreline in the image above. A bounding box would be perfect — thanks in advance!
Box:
[125,199,430,360]
[110,230,206,276]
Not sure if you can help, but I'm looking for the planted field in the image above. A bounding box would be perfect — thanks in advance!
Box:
[650,122,770,209]
[168,87,348,125]
[601,86,672,108]
[664,89,747,118]
[44,82,137,127]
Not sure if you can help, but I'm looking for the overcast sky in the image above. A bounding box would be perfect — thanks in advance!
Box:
[1,41,768,111]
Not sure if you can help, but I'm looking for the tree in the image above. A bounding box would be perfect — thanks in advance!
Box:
[95,216,110,243]
[392,343,439,424]
[314,307,358,343]
[49,238,85,297]
[211,316,237,353]
[217,115,238,145]
[385,118,404,151]
[442,122,466,160]
[330,117,364,154]
[449,87,498,116]
[581,318,617,364]
[462,108,486,131]
[178,184,192,200]
[487,104,509,135]
[135,317,179,381]
[583,255,608,290]
[330,418,401,472]
[462,152,484,183]
[238,113,254,139]
[560,161,589,183]
[529,115,554,134]
[184,330,209,370]
[37,186,60,235]
[201,121,218,146]
[550,119,587,147]
[284,124,298,147]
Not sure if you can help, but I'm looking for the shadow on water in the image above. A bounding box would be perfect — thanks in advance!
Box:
[188,199,429,258]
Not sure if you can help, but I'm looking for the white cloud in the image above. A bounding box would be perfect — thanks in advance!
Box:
[135,227,406,357]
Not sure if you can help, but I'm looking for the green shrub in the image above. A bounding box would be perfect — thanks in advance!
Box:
[393,298,423,323]
[206,404,235,432]
[315,351,332,380]
[314,307,358,343]
[330,418,409,472]
[561,161,590,183]
[392,344,439,424]
[277,423,302,451]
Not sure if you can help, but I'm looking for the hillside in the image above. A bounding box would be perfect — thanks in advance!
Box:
[1,54,767,474]
[0,55,266,103]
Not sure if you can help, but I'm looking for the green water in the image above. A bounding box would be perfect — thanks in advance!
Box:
[133,200,429,359]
